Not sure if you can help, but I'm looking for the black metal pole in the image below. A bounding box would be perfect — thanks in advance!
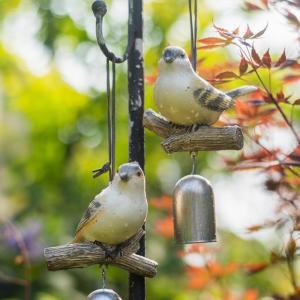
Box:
[128,0,145,299]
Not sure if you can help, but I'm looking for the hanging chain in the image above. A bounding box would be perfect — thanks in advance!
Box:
[188,0,198,174]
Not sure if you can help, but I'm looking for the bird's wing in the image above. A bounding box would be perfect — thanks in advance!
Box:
[192,78,234,112]
[75,191,105,235]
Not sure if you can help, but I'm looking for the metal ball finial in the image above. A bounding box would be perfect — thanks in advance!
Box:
[92,0,107,18]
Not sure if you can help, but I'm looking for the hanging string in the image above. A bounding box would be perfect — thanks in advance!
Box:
[188,0,198,71]
[111,60,116,178]
[188,0,198,173]
[92,58,116,181]
[106,58,113,181]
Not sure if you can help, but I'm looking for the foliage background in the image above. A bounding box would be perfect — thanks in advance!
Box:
[0,0,299,299]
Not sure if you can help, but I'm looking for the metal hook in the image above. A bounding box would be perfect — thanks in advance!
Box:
[92,0,134,63]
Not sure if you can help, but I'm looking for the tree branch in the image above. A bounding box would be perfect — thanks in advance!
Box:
[143,109,244,153]
[44,229,158,278]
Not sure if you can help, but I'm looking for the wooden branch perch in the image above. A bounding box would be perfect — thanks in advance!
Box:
[143,109,243,153]
[44,229,158,278]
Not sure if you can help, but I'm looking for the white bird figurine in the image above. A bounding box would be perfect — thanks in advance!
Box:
[73,162,147,257]
[154,46,257,126]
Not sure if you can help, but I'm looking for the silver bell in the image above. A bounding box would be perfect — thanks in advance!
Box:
[173,174,216,244]
[87,289,123,300]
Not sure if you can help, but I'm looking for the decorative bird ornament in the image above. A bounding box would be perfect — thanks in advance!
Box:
[73,162,147,257]
[154,46,257,126]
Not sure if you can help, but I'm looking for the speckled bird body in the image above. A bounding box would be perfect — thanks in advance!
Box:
[74,162,147,245]
[154,46,257,126]
[154,65,221,125]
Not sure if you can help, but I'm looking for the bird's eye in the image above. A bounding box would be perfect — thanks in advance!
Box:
[180,54,185,58]
[137,171,142,177]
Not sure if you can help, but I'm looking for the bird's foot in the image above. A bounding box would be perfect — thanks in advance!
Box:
[187,124,209,133]
[186,124,199,133]
[169,122,178,129]
[94,241,123,261]
[169,121,184,131]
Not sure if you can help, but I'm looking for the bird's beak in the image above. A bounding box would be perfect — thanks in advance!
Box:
[163,53,175,63]
[119,172,129,182]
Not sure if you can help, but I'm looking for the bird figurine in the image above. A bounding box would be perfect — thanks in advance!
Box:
[73,162,147,258]
[154,46,257,126]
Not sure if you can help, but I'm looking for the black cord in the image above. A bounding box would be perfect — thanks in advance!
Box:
[106,58,113,181]
[93,42,116,181]
[188,0,198,71]
[188,0,194,69]
[188,0,198,173]
[111,60,116,179]
[193,0,198,70]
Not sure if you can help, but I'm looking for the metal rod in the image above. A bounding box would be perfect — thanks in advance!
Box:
[127,0,145,299]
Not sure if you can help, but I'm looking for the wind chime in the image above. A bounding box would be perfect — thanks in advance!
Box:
[172,0,216,244]
[44,1,158,299]
[144,0,245,246]
[44,0,246,299]
[88,0,141,298]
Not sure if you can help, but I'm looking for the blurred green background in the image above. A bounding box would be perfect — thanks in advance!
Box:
[0,0,299,299]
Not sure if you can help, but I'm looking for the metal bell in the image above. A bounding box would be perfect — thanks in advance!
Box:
[173,174,216,244]
[87,289,123,300]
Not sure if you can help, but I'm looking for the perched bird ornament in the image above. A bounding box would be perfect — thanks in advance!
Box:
[154,46,257,126]
[73,162,147,258]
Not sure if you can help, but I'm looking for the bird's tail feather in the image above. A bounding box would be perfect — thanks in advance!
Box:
[226,85,257,99]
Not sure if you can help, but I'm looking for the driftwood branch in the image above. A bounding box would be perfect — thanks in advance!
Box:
[44,229,158,278]
[143,109,243,153]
